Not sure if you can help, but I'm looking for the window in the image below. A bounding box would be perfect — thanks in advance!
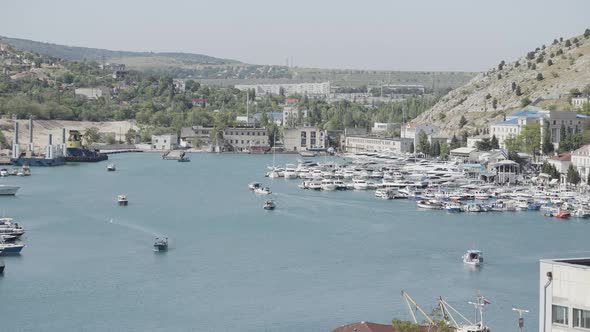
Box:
[553,305,569,325]
[574,308,590,328]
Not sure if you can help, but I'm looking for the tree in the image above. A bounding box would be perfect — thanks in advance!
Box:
[491,135,499,149]
[125,128,137,144]
[409,142,414,154]
[511,82,517,91]
[519,122,541,155]
[566,164,581,185]
[521,98,532,107]
[84,127,100,146]
[547,59,553,66]
[418,130,430,155]
[515,85,522,96]
[542,122,554,155]
[432,141,441,157]
[476,137,492,151]
[492,98,498,109]
[565,40,572,47]
[459,115,468,128]
[498,60,505,70]
[536,73,544,81]
[440,143,449,160]
[105,133,117,145]
[585,28,590,39]
[450,134,461,149]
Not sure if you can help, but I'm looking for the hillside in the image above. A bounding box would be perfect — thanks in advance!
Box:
[0,36,240,65]
[413,29,590,134]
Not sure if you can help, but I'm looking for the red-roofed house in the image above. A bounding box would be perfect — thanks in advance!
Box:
[548,152,571,174]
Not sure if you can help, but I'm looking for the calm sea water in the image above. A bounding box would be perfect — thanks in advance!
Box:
[0,153,588,332]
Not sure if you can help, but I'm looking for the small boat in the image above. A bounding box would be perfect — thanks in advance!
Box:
[153,237,168,251]
[321,179,337,191]
[462,249,483,266]
[117,195,128,206]
[9,168,18,176]
[106,164,116,171]
[0,235,17,243]
[443,203,463,213]
[178,156,191,162]
[308,181,322,190]
[0,185,20,196]
[0,169,8,177]
[20,164,31,176]
[248,182,262,190]
[263,199,276,210]
[554,209,571,219]
[375,188,395,199]
[254,187,272,195]
[416,199,442,210]
[299,151,317,158]
[0,242,25,254]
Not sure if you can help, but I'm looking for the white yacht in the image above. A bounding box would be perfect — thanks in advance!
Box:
[0,185,19,196]
[352,178,369,190]
[0,169,8,177]
[254,187,272,195]
[321,179,337,191]
[462,250,483,266]
[308,180,323,190]
[283,164,298,179]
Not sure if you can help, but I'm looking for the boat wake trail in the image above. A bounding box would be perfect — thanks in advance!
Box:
[108,218,163,237]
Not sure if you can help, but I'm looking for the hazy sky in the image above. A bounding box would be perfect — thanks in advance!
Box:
[1,0,589,72]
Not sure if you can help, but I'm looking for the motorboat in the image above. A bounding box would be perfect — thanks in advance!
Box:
[178,155,191,162]
[248,182,262,190]
[117,195,129,206]
[153,237,168,251]
[375,188,395,199]
[263,199,276,210]
[254,187,272,195]
[0,169,8,177]
[0,235,17,243]
[554,209,571,219]
[352,178,369,190]
[321,179,337,191]
[20,164,31,176]
[0,185,19,196]
[268,169,280,178]
[10,168,18,176]
[462,250,483,266]
[443,203,463,213]
[0,241,25,254]
[416,199,442,210]
[308,181,322,190]
[106,163,116,171]
[283,164,298,179]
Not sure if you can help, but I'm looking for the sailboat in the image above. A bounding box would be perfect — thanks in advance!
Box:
[267,135,280,178]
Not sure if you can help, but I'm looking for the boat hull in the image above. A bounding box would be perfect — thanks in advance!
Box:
[12,157,66,166]
[0,186,19,196]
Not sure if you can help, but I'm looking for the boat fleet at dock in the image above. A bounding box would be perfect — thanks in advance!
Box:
[263,154,590,219]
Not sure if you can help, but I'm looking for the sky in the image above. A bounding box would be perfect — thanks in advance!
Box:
[1,0,589,72]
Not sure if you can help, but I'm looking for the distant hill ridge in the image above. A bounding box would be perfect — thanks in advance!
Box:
[0,36,240,65]
[413,29,590,134]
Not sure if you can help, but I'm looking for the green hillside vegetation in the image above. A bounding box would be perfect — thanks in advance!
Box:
[0,43,438,142]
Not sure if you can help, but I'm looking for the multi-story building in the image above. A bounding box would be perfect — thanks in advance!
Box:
[151,134,178,151]
[234,82,331,97]
[283,107,308,127]
[539,257,590,332]
[344,136,413,154]
[490,106,588,149]
[401,124,439,148]
[571,96,590,109]
[571,145,590,182]
[180,126,268,152]
[283,127,326,152]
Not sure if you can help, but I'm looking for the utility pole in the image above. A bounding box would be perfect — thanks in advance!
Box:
[512,307,529,332]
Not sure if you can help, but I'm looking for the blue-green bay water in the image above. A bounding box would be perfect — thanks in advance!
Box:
[0,153,588,331]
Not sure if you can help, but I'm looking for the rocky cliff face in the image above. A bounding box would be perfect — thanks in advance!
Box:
[413,31,590,135]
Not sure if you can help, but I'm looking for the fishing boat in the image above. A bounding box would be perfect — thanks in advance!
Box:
[554,209,571,219]
[0,185,20,196]
[263,199,276,210]
[117,195,128,206]
[106,163,116,171]
[254,187,272,195]
[153,237,168,251]
[462,250,483,266]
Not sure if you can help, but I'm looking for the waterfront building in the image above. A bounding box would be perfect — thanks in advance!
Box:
[539,257,590,332]
[548,153,572,174]
[571,96,590,109]
[344,136,413,154]
[234,82,331,97]
[180,126,268,152]
[490,106,587,149]
[572,145,590,183]
[283,126,327,152]
[151,134,178,151]
[401,124,439,148]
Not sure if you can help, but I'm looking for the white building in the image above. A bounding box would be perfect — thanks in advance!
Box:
[283,127,326,152]
[283,107,308,127]
[466,135,490,149]
[548,153,572,174]
[151,134,178,151]
[372,122,398,133]
[540,258,590,332]
[344,136,413,154]
[401,124,438,148]
[74,88,103,100]
[571,145,590,182]
[571,96,590,109]
[234,82,331,97]
[490,106,588,149]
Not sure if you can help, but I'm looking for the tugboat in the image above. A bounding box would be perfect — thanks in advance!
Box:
[65,130,108,162]
[263,199,276,210]
[153,237,168,251]
[117,195,128,206]
[106,163,116,171]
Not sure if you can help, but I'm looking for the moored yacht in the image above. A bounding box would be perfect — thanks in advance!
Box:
[321,179,337,191]
[0,185,19,196]
[352,178,369,190]
[284,164,298,179]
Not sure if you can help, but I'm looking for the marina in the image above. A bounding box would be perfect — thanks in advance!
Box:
[0,153,588,331]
